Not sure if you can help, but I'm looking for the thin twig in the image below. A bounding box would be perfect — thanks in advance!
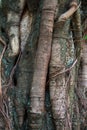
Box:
[0,107,11,130]
[0,37,12,130]
[46,59,77,86]
[3,50,21,88]
[58,2,81,22]
[50,59,77,79]
[3,99,9,117]
[0,38,6,60]
[0,38,6,95]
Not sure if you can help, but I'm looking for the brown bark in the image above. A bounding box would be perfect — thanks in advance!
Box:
[0,0,84,130]
[29,0,58,129]
[49,20,70,130]
[58,1,78,22]
[49,2,70,129]
[49,0,81,130]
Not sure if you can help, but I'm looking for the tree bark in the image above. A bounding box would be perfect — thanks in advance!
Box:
[29,0,57,129]
[0,0,85,130]
[49,0,81,129]
[77,18,87,130]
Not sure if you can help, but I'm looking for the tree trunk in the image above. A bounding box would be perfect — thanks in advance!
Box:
[29,0,57,129]
[0,0,86,130]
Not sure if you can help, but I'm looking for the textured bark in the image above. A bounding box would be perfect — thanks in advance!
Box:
[72,5,82,65]
[0,0,85,130]
[49,1,70,128]
[0,38,10,130]
[77,19,87,130]
[49,21,70,130]
[29,0,58,129]
[58,1,78,22]
[14,9,33,128]
[20,10,33,52]
[7,0,25,56]
[71,4,82,130]
[68,2,82,130]
[14,5,42,129]
[49,0,81,129]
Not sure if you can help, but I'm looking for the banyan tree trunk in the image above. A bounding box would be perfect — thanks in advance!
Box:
[49,1,71,128]
[0,0,84,130]
[49,0,82,129]
[29,0,57,129]
[14,2,42,129]
[14,9,34,129]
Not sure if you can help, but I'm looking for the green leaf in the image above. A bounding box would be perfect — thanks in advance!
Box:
[83,35,87,40]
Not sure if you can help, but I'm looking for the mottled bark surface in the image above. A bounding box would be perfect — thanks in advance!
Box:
[14,3,42,129]
[29,0,58,129]
[77,18,87,130]
[49,19,70,129]
[0,0,86,130]
[49,0,82,130]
